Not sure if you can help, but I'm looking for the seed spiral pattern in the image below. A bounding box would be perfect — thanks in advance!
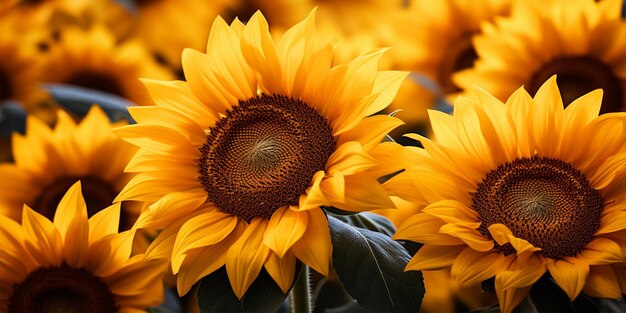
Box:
[199,94,335,222]
[472,156,604,258]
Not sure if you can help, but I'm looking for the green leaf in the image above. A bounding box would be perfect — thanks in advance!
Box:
[44,83,135,123]
[196,266,289,313]
[328,217,424,313]
[334,212,396,237]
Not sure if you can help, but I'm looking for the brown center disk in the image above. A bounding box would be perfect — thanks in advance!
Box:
[8,265,117,313]
[199,94,335,222]
[439,34,479,94]
[32,177,132,230]
[527,56,624,113]
[65,71,125,98]
[0,67,13,102]
[472,156,604,258]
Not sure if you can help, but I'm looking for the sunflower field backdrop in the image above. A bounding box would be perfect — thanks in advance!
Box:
[0,0,625,313]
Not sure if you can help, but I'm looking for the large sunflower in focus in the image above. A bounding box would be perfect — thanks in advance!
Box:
[0,182,166,312]
[0,106,140,231]
[389,76,626,313]
[116,10,406,297]
[455,0,626,113]
[44,25,173,105]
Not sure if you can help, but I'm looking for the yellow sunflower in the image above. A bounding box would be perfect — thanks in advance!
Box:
[0,106,140,232]
[43,25,173,106]
[389,76,626,313]
[0,181,167,312]
[455,0,626,113]
[402,0,511,120]
[115,10,407,297]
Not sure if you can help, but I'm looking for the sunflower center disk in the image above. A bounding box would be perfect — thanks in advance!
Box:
[199,94,336,223]
[34,176,119,221]
[473,156,604,258]
[8,265,117,313]
[527,56,623,113]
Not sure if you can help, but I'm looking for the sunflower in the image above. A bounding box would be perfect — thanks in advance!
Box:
[43,25,173,106]
[389,76,626,313]
[0,106,140,232]
[115,10,407,297]
[401,0,511,119]
[0,181,167,312]
[455,0,626,113]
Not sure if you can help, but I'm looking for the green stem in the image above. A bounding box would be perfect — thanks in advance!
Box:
[290,265,312,313]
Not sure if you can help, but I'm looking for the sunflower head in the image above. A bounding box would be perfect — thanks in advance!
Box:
[0,181,167,312]
[116,9,407,298]
[390,76,626,312]
[0,106,140,231]
[454,0,626,113]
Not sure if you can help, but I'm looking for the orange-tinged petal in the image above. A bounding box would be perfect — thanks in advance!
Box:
[496,254,546,291]
[582,265,622,299]
[495,284,531,313]
[298,171,327,211]
[22,205,63,266]
[440,224,494,251]
[577,237,623,265]
[488,224,541,255]
[107,255,168,296]
[176,224,243,296]
[406,245,465,271]
[547,257,589,301]
[53,182,89,267]
[89,203,121,243]
[595,211,626,235]
[264,251,296,294]
[134,191,207,229]
[226,219,271,299]
[336,115,404,151]
[326,141,377,175]
[451,248,506,287]
[394,213,465,246]
[422,200,478,226]
[172,212,238,273]
[264,206,307,258]
[290,209,331,276]
[87,229,136,277]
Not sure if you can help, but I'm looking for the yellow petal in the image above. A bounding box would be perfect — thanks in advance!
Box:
[496,254,546,290]
[439,224,494,251]
[488,224,541,255]
[406,245,465,271]
[298,171,327,211]
[336,115,404,151]
[451,248,506,287]
[338,174,395,212]
[22,205,63,266]
[595,211,626,235]
[264,251,296,294]
[290,209,331,276]
[176,225,243,296]
[263,206,307,258]
[422,200,478,226]
[582,265,623,299]
[577,237,623,265]
[326,141,377,175]
[495,284,531,313]
[107,255,168,296]
[172,212,238,273]
[89,203,121,243]
[241,11,282,92]
[366,71,409,116]
[546,257,589,301]
[53,182,89,267]
[393,213,464,246]
[226,219,271,299]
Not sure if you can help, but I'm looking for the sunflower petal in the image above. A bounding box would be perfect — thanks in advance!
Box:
[439,224,493,251]
[546,257,589,301]
[226,219,271,299]
[22,205,63,266]
[582,265,622,299]
[577,237,623,265]
[263,207,307,258]
[264,251,296,294]
[451,248,506,287]
[290,209,331,276]
[406,245,465,271]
